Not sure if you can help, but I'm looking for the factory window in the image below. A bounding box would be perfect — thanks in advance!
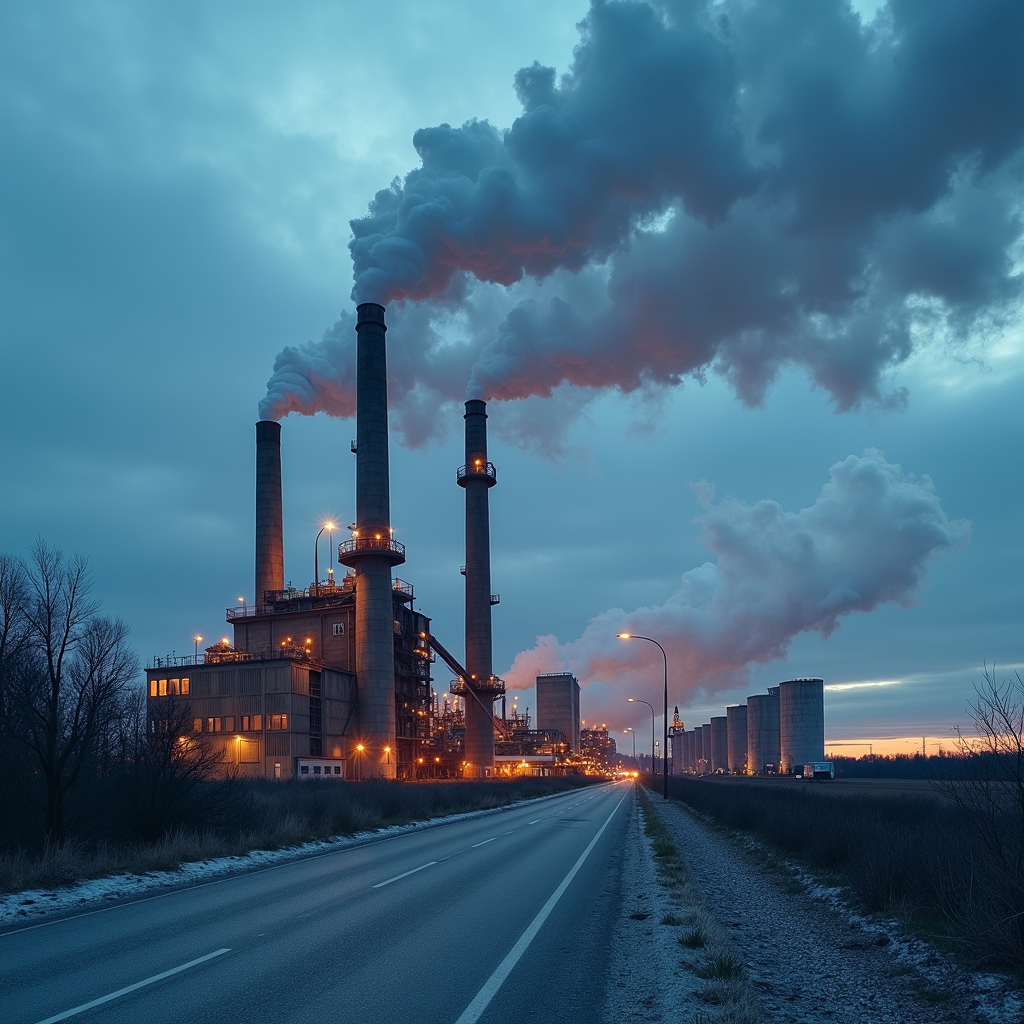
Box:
[238,739,259,763]
[158,679,168,696]
[208,717,226,733]
[332,623,345,636]
[313,766,321,775]
[181,678,190,695]
[148,680,156,697]
[300,765,309,775]
[241,715,264,732]
[193,718,202,733]
[268,713,288,731]
[224,716,234,732]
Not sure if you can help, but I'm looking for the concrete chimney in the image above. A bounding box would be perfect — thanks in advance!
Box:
[460,399,498,777]
[338,302,403,779]
[255,420,284,606]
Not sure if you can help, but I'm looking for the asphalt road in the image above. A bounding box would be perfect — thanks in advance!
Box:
[2,782,632,1024]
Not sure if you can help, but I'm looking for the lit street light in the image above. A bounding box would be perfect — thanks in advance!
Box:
[314,521,336,590]
[627,698,655,780]
[193,634,203,659]
[355,743,365,782]
[620,632,670,800]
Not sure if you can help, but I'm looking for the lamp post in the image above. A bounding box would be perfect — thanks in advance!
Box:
[620,633,670,800]
[355,743,365,782]
[193,634,203,660]
[628,698,655,780]
[314,521,335,591]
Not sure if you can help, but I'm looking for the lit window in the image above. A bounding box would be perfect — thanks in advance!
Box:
[224,716,234,732]
[169,678,180,695]
[238,739,259,763]
[213,717,223,732]
[193,718,202,733]
[268,713,288,731]
[241,715,250,731]
[206,718,214,733]
[149,680,158,697]
[332,623,345,636]
[181,678,190,695]
[253,714,262,731]
[158,679,168,696]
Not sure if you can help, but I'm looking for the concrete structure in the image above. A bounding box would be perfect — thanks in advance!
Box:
[693,727,703,770]
[700,724,711,774]
[458,399,504,777]
[747,688,780,775]
[710,716,728,772]
[255,420,284,605]
[337,302,406,778]
[536,673,580,754]
[779,678,825,774]
[726,704,748,774]
[684,729,695,772]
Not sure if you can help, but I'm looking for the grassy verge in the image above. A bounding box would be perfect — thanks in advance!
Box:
[0,777,594,894]
[659,776,1022,976]
[637,787,762,1024]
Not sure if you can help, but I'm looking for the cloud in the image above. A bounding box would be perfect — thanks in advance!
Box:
[262,0,1024,441]
[504,450,969,721]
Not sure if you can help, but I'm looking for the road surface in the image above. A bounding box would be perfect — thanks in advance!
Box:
[2,782,631,1024]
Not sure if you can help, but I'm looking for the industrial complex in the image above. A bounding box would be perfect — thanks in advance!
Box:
[144,301,825,783]
[145,304,595,781]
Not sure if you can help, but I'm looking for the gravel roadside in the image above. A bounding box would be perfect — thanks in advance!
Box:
[650,795,1023,1024]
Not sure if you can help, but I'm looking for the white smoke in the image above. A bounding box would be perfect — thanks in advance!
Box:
[504,450,970,720]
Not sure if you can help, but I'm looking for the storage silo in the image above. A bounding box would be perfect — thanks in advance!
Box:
[779,678,824,774]
[684,729,695,772]
[700,724,711,774]
[746,688,780,775]
[726,704,748,774]
[710,717,728,772]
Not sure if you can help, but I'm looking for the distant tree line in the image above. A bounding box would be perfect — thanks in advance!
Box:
[0,543,228,852]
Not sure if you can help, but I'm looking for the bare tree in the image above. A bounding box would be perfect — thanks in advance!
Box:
[937,664,1024,967]
[0,554,30,722]
[119,691,227,841]
[11,542,139,840]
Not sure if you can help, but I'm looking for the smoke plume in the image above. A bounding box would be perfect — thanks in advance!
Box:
[504,450,969,720]
[261,0,1023,440]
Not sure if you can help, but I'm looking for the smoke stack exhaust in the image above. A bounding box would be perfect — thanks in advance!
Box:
[339,302,403,778]
[255,420,284,606]
[460,399,500,777]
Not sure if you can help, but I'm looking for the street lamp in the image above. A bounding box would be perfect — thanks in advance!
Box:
[627,698,656,781]
[314,521,336,590]
[355,743,365,782]
[620,632,670,800]
[193,634,203,659]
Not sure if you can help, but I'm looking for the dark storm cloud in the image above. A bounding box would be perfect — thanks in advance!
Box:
[263,0,1024,436]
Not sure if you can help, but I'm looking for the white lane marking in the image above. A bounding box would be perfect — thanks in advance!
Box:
[372,861,437,888]
[471,838,496,848]
[33,948,231,1024]
[454,790,628,1024]
[527,819,542,825]
[502,830,516,835]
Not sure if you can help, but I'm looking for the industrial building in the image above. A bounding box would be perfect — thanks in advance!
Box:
[145,303,518,780]
[536,673,581,754]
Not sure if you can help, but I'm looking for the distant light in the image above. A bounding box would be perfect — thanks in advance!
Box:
[356,744,365,752]
[617,632,631,639]
[324,521,335,530]
[384,746,391,753]
[238,597,245,603]
[628,698,636,703]
[221,638,229,645]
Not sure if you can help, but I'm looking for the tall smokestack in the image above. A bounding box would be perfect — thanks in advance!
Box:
[339,302,403,779]
[255,420,284,606]
[460,399,499,778]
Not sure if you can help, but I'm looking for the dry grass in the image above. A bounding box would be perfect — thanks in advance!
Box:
[638,789,763,1024]
[0,777,594,895]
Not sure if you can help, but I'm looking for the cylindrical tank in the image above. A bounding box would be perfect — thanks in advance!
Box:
[747,690,780,775]
[683,729,694,771]
[700,724,711,774]
[779,678,824,774]
[255,420,284,605]
[710,717,728,772]
[727,704,748,774]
